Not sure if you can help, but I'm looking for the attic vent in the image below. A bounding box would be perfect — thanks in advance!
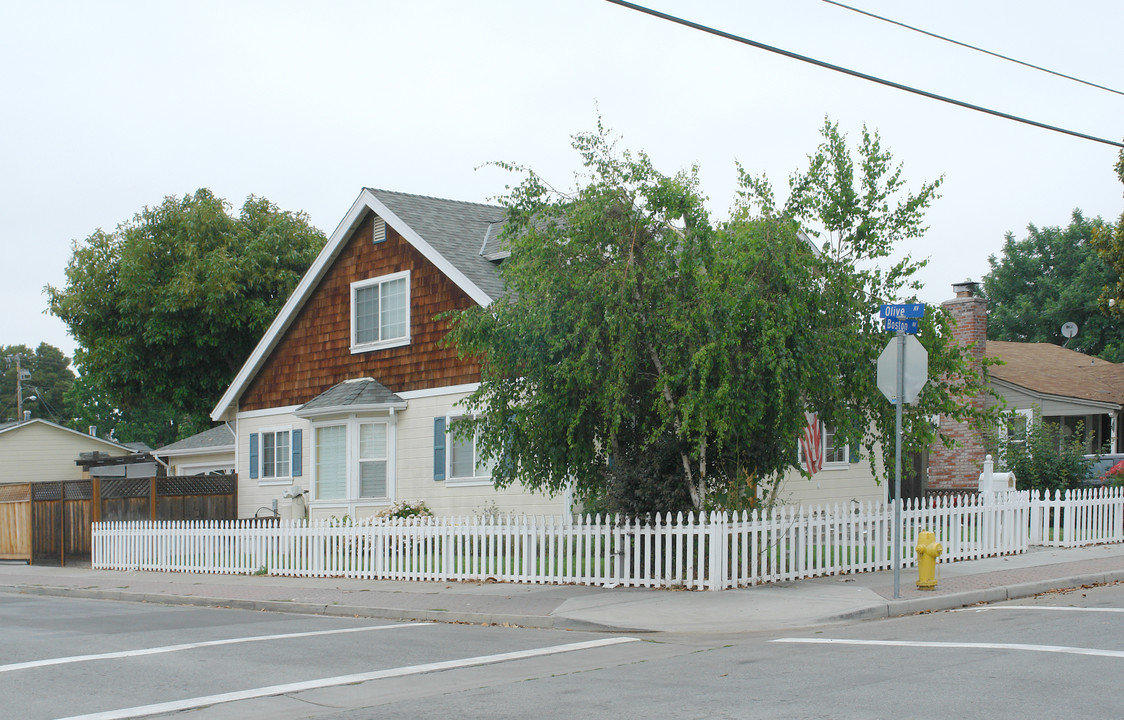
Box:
[372,216,386,244]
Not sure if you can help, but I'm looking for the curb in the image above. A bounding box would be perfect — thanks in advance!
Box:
[0,583,631,634]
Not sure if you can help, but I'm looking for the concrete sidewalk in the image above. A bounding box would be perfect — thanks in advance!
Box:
[2,544,1122,634]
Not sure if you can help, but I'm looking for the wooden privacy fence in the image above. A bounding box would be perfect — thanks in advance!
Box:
[93,491,1035,590]
[0,475,237,565]
[0,484,32,563]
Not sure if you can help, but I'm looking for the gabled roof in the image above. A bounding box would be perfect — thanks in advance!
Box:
[211,188,506,421]
[987,341,1124,408]
[0,418,136,453]
[367,189,506,299]
[154,423,236,456]
[294,378,407,419]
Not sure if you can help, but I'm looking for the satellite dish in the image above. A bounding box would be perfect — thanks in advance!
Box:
[1061,322,1078,339]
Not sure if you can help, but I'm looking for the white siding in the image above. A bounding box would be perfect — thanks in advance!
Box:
[770,443,886,507]
[0,423,130,485]
[391,391,567,518]
[236,410,309,519]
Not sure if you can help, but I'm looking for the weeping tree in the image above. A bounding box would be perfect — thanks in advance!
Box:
[446,119,993,514]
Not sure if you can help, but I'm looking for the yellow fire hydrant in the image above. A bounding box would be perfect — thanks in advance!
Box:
[915,530,943,590]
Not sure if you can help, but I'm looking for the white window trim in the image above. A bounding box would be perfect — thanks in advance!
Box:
[350,270,411,354]
[309,414,398,509]
[798,419,852,471]
[258,425,294,485]
[445,414,495,487]
[999,407,1035,463]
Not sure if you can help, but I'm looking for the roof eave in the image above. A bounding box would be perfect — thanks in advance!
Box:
[294,401,409,419]
[989,377,1122,412]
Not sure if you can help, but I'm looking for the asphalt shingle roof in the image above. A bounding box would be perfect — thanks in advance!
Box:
[987,341,1124,407]
[367,188,507,301]
[297,378,405,415]
[155,423,235,454]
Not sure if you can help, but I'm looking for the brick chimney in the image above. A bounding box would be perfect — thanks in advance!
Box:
[927,281,988,490]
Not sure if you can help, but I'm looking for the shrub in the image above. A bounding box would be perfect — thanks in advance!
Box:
[1002,421,1093,492]
[1103,460,1124,486]
[375,500,433,520]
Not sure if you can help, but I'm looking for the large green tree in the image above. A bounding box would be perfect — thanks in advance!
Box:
[1,343,76,424]
[48,190,326,446]
[983,211,1120,362]
[446,120,992,513]
[1092,148,1124,332]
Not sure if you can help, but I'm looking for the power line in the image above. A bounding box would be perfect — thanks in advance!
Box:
[604,0,1124,149]
[822,0,1124,97]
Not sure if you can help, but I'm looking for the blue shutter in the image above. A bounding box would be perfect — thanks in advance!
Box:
[292,428,303,477]
[249,433,259,479]
[433,418,446,481]
[850,439,861,464]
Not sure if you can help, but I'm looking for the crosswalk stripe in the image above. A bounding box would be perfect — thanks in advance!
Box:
[56,636,641,720]
[773,637,1124,658]
[0,622,430,673]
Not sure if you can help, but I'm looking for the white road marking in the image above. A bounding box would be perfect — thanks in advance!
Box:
[958,605,1124,614]
[1,622,429,673]
[772,637,1124,658]
[55,636,641,720]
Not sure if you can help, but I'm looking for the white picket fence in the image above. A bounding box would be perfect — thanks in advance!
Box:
[89,488,1115,590]
[1029,486,1124,547]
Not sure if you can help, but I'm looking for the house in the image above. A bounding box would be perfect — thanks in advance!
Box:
[211,189,573,520]
[928,281,1124,491]
[211,188,893,518]
[154,423,236,476]
[0,418,136,485]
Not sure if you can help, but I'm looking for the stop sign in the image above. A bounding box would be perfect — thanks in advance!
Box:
[877,334,928,404]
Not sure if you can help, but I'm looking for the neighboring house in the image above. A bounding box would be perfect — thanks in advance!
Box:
[986,341,1123,455]
[929,281,1124,491]
[0,418,135,485]
[154,423,236,476]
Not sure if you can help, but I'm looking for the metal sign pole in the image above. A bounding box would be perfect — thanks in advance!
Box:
[893,329,904,599]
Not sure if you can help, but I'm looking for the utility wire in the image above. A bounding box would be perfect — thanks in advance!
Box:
[823,0,1124,97]
[604,0,1124,149]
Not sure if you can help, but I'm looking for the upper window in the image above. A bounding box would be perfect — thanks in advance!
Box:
[351,271,410,353]
[447,416,496,484]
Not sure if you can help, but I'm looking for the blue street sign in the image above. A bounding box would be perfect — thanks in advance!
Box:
[884,317,919,333]
[880,303,925,319]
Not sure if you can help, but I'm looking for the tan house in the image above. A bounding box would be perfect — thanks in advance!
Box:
[0,418,135,485]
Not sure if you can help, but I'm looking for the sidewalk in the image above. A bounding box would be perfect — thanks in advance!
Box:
[2,544,1122,634]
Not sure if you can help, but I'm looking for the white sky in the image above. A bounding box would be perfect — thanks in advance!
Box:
[2,0,1122,362]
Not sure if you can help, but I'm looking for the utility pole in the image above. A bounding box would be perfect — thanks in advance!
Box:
[5,353,26,421]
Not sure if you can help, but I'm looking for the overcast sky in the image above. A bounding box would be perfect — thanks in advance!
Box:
[3,0,1122,362]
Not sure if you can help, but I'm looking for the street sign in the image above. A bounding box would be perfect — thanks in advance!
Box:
[880,303,925,319]
[877,334,928,404]
[883,317,919,334]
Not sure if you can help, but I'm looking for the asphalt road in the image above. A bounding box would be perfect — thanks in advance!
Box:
[2,584,1122,719]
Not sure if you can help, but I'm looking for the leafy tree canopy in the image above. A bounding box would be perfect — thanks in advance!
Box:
[48,190,326,447]
[1,343,76,424]
[1092,148,1124,337]
[446,119,993,514]
[983,210,1120,362]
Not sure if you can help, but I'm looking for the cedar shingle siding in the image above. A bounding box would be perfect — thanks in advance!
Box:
[240,215,481,411]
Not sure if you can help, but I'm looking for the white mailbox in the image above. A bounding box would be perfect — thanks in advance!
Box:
[978,454,1017,493]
